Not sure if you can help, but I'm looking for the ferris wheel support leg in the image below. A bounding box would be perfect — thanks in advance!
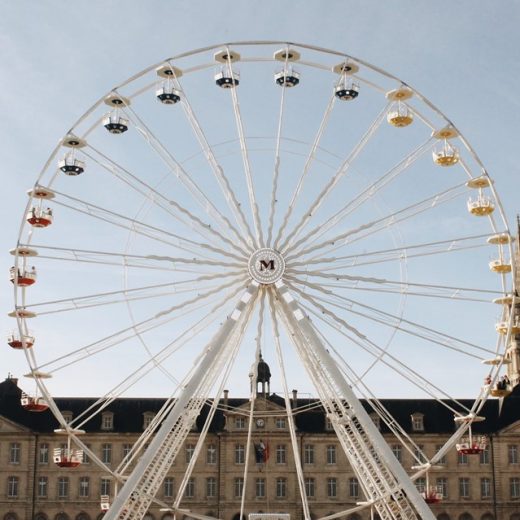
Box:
[274,282,436,520]
[104,282,259,520]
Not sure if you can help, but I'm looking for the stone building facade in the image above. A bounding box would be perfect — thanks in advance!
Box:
[2,376,520,520]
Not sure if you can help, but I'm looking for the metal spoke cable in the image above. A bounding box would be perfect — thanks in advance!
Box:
[289,278,494,358]
[36,276,247,374]
[273,77,342,251]
[266,53,290,247]
[46,187,241,262]
[225,50,264,248]
[171,74,255,250]
[285,281,472,413]
[240,289,266,520]
[289,232,491,269]
[119,101,252,251]
[286,182,468,262]
[71,280,249,431]
[23,278,236,315]
[285,135,434,256]
[268,288,311,520]
[82,145,248,258]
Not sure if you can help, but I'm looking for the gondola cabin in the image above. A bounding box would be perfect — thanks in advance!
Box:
[26,207,53,228]
[456,436,487,455]
[21,393,49,412]
[7,332,34,349]
[9,266,37,286]
[53,447,83,468]
[422,487,443,504]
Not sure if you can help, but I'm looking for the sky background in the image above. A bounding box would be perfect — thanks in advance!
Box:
[1,0,519,400]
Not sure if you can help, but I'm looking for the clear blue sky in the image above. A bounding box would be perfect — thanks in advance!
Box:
[1,0,519,398]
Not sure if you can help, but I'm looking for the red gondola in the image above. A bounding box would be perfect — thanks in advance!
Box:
[21,392,49,412]
[53,447,83,468]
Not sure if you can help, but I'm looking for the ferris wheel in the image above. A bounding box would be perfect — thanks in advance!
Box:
[10,41,517,520]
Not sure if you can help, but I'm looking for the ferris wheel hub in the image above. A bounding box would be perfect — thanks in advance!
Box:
[248,248,285,285]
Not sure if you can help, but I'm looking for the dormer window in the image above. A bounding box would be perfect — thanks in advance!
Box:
[101,412,114,431]
[62,411,73,423]
[370,413,381,431]
[411,412,424,432]
[143,412,156,430]
[325,416,334,431]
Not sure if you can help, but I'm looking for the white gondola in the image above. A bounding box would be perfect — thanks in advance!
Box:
[103,112,129,134]
[432,140,459,166]
[274,68,300,87]
[467,196,495,216]
[215,69,240,88]
[156,85,181,104]
[58,152,85,175]
[387,102,414,127]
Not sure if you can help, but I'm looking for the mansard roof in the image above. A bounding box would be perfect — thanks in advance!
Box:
[1,376,520,435]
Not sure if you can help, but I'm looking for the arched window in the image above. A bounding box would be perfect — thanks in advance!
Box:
[349,514,362,520]
[511,515,520,520]
[459,514,474,520]
[162,516,175,520]
[34,514,48,520]
[55,514,70,520]
[143,515,154,520]
[437,514,451,520]
[481,514,494,520]
[76,514,91,520]
[4,513,18,520]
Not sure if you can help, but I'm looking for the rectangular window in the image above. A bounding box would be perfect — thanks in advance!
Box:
[235,416,246,429]
[508,445,518,464]
[39,443,49,464]
[207,444,217,465]
[326,445,336,464]
[305,477,315,498]
[415,477,426,494]
[510,477,520,499]
[458,451,468,465]
[414,445,426,464]
[411,414,424,431]
[101,443,112,464]
[185,477,195,498]
[7,476,19,497]
[101,413,114,431]
[304,444,315,464]
[481,478,491,499]
[122,443,132,461]
[38,476,48,498]
[206,477,216,498]
[436,478,448,499]
[185,443,195,463]
[100,478,111,496]
[256,478,265,498]
[325,416,334,431]
[276,444,286,464]
[276,477,287,498]
[9,443,20,464]
[143,412,155,430]
[164,477,174,498]
[82,444,91,464]
[349,477,359,498]
[79,476,90,497]
[480,446,490,465]
[435,445,447,465]
[327,477,337,498]
[275,418,286,429]
[234,477,244,497]
[235,444,245,464]
[58,477,69,498]
[391,445,402,463]
[459,477,470,498]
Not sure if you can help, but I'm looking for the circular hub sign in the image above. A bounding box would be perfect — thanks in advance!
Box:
[248,248,285,285]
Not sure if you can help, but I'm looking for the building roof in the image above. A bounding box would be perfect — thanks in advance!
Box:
[1,376,519,435]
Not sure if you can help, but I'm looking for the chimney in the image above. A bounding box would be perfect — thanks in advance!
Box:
[223,389,229,407]
[292,389,298,408]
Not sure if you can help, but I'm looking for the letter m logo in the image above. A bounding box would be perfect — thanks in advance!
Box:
[259,259,275,271]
